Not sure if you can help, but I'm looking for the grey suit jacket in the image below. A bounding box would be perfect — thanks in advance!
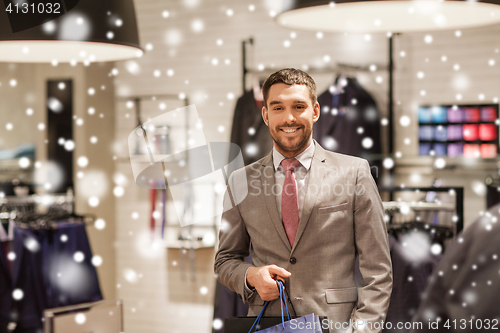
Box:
[214,140,392,332]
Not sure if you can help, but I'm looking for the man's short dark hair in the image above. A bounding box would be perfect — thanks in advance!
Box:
[261,68,317,107]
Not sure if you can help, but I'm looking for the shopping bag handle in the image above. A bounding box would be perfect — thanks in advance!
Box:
[248,301,269,333]
[277,280,290,327]
[247,280,291,332]
[280,280,297,318]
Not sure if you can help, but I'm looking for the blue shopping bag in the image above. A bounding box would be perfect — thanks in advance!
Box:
[248,281,322,333]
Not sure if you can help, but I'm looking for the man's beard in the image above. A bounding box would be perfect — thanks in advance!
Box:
[270,124,312,155]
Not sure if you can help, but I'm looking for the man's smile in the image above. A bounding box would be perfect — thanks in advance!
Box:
[280,127,301,135]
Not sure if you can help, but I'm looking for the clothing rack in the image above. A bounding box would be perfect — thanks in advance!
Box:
[0,193,73,216]
[0,194,103,333]
[379,186,464,235]
[0,191,95,229]
[241,37,388,94]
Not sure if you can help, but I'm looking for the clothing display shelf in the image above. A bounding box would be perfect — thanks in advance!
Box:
[44,300,123,333]
[417,103,500,159]
[392,155,500,171]
[379,186,464,236]
[241,37,388,94]
[0,160,33,185]
[383,201,455,212]
[116,94,218,252]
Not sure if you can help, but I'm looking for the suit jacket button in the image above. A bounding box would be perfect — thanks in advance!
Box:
[290,257,297,264]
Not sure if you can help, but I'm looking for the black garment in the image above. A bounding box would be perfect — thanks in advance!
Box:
[0,223,102,333]
[410,203,500,333]
[37,222,102,308]
[212,280,249,333]
[314,77,382,181]
[212,255,252,333]
[0,228,47,333]
[228,90,273,175]
[384,234,439,333]
[486,180,500,209]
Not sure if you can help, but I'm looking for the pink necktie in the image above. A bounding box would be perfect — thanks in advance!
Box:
[281,158,301,247]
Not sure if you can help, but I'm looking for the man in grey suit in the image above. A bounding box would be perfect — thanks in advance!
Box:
[215,68,392,332]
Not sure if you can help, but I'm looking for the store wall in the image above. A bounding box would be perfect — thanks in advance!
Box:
[77,62,117,301]
[112,1,500,333]
[0,63,39,150]
[0,61,116,301]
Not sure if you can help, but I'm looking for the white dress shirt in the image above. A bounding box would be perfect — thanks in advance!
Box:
[0,220,14,242]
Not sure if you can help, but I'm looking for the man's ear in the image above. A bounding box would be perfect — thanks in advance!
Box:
[262,106,269,126]
[312,102,320,124]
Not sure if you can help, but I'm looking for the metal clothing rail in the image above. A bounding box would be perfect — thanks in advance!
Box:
[383,201,455,212]
[0,193,73,205]
[0,193,74,214]
[379,186,464,235]
[0,191,95,229]
[12,217,94,230]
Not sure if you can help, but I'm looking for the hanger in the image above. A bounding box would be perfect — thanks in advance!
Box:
[252,77,264,102]
[330,73,354,97]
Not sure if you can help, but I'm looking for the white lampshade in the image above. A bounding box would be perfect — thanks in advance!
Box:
[276,0,500,33]
[0,41,142,63]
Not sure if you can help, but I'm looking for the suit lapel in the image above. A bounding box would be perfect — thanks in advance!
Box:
[292,140,327,252]
[0,241,12,284]
[0,222,11,281]
[260,151,292,252]
[12,227,24,287]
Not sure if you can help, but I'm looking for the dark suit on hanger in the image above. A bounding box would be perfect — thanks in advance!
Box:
[384,234,439,333]
[229,90,273,174]
[409,203,500,333]
[314,77,382,182]
[0,227,47,333]
[36,222,102,308]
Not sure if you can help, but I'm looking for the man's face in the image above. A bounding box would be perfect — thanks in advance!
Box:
[262,83,320,158]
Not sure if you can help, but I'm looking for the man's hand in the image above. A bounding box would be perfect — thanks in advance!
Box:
[247,265,291,301]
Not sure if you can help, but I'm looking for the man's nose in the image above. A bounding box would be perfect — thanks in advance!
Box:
[283,109,296,123]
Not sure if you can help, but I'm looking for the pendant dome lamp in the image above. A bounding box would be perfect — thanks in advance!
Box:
[276,0,500,33]
[0,0,143,63]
